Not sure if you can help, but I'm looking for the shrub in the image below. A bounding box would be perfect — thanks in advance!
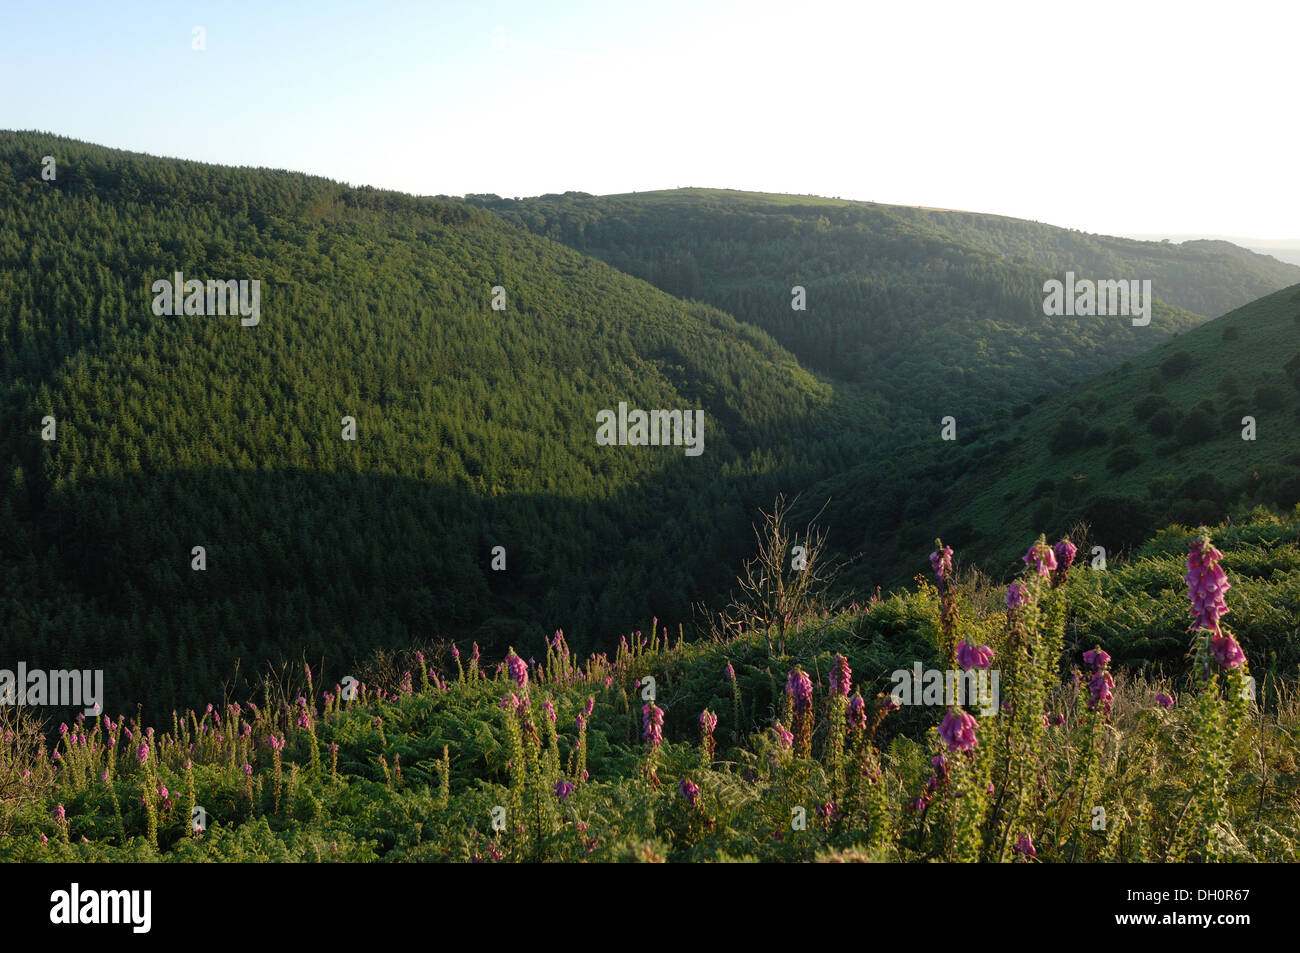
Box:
[1110,423,1136,446]
[1106,446,1143,474]
[1176,472,1229,507]
[1147,408,1179,436]
[1147,474,1178,499]
[1256,384,1287,411]
[1217,372,1243,396]
[1161,350,1195,379]
[1049,414,1084,455]
[1083,426,1108,447]
[1134,395,1170,422]
[1176,408,1216,446]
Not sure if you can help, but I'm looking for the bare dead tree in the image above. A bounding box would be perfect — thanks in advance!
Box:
[0,705,52,837]
[703,495,842,657]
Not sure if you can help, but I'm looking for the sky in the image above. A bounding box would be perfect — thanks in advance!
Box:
[3,0,1296,239]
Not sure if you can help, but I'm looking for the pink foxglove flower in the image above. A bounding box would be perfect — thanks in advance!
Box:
[1209,632,1246,670]
[956,641,994,670]
[1082,648,1110,671]
[785,668,813,712]
[642,703,664,749]
[938,708,979,753]
[1053,539,1077,569]
[930,545,954,581]
[1185,535,1231,633]
[1022,540,1058,577]
[506,651,528,690]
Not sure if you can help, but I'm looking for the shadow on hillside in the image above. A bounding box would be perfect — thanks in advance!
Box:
[2,457,817,719]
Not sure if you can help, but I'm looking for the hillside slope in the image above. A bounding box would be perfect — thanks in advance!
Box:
[467,189,1298,426]
[0,134,856,714]
[816,283,1300,588]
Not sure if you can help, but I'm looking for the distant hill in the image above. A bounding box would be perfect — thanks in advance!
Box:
[1127,234,1300,268]
[468,189,1299,426]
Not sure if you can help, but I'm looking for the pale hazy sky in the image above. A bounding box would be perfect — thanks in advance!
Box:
[3,0,1296,238]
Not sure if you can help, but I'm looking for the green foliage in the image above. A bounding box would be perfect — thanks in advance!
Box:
[5,513,1296,862]
[817,283,1300,591]
[471,189,1261,431]
[0,133,850,718]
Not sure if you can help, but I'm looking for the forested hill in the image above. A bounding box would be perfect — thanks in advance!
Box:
[812,282,1300,591]
[0,133,866,717]
[469,189,1299,425]
[3,134,1296,721]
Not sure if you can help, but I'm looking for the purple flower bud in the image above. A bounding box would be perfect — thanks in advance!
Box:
[700,710,718,735]
[848,693,868,731]
[829,654,852,697]
[1154,692,1174,710]
[1006,582,1029,610]
[678,777,700,809]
